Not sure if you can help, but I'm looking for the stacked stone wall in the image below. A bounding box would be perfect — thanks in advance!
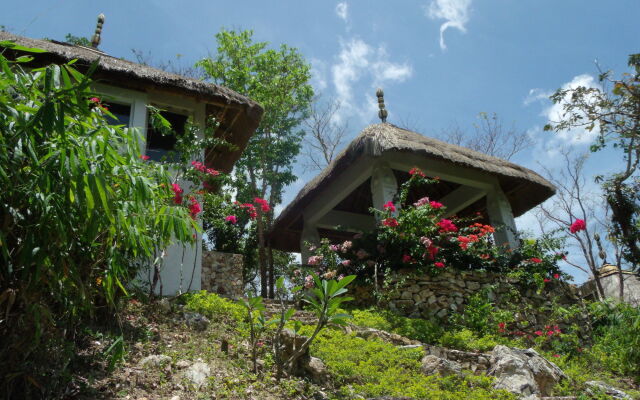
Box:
[201,251,244,299]
[384,269,588,332]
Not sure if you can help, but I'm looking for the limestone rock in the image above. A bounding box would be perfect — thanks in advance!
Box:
[183,361,211,388]
[421,355,462,377]
[138,354,171,368]
[488,345,566,397]
[585,381,631,399]
[183,312,210,331]
[304,356,329,384]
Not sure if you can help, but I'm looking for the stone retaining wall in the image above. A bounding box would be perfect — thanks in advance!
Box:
[385,269,587,332]
[201,251,244,299]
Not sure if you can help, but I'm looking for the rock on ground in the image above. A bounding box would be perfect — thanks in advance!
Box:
[585,381,632,399]
[183,361,211,388]
[488,345,566,398]
[183,312,210,331]
[420,355,462,377]
[138,354,172,368]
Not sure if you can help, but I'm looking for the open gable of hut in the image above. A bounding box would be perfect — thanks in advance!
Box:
[270,122,556,259]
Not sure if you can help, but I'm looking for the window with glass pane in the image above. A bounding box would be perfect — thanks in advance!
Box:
[146,110,188,162]
[104,103,132,127]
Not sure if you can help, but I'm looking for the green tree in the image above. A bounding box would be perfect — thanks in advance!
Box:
[0,42,195,395]
[545,54,640,271]
[197,29,314,297]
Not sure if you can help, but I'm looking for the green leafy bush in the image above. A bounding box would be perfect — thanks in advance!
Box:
[306,328,516,399]
[589,302,640,377]
[183,291,245,324]
[350,308,443,343]
[0,43,195,395]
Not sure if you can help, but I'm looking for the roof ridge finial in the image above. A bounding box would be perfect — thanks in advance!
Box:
[376,88,388,123]
[91,13,105,48]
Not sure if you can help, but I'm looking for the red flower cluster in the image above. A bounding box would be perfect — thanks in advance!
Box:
[429,201,443,209]
[434,261,445,268]
[171,183,184,204]
[471,222,495,236]
[409,167,426,177]
[383,201,396,212]
[529,257,542,264]
[457,234,479,250]
[402,254,414,263]
[191,161,220,177]
[236,202,258,219]
[188,196,202,219]
[254,197,270,213]
[498,322,506,333]
[382,217,399,227]
[437,219,458,233]
[569,219,586,233]
[140,155,150,161]
[225,215,237,224]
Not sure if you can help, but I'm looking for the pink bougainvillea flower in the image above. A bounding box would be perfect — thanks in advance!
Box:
[307,255,323,265]
[188,196,202,219]
[304,275,314,288]
[254,197,270,213]
[206,168,219,177]
[224,215,238,224]
[341,240,353,253]
[534,330,543,336]
[420,236,432,248]
[427,245,439,260]
[413,197,430,207]
[437,219,458,233]
[383,201,396,212]
[429,201,443,209]
[529,257,543,264]
[552,354,561,358]
[569,219,586,234]
[341,260,351,267]
[409,167,426,177]
[329,244,339,252]
[553,273,560,279]
[171,183,184,204]
[382,217,399,228]
[498,322,506,333]
[543,278,551,283]
[547,330,554,336]
[89,97,101,103]
[402,254,414,263]
[434,261,445,268]
[140,155,150,161]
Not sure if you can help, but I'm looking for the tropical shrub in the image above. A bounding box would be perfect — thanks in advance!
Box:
[305,168,564,288]
[0,43,196,394]
[305,327,516,399]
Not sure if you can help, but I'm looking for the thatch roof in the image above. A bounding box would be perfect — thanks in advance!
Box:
[0,32,263,173]
[270,123,556,252]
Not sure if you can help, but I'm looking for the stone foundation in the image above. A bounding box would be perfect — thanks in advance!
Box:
[386,269,587,332]
[201,251,244,299]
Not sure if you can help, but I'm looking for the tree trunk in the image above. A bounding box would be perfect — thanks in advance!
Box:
[256,210,268,297]
[267,242,275,299]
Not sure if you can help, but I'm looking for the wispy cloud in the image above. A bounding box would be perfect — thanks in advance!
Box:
[335,2,349,23]
[330,38,412,124]
[425,0,472,50]
[525,74,601,160]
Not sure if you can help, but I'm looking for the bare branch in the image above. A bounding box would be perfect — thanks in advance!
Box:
[301,96,349,172]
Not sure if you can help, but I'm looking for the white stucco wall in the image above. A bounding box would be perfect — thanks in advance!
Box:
[95,84,206,296]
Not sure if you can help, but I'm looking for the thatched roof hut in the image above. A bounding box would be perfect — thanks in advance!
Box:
[270,122,555,255]
[0,32,263,173]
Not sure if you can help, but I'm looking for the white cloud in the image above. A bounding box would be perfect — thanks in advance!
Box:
[524,74,602,160]
[425,0,472,50]
[331,38,412,124]
[335,2,349,22]
[310,58,328,92]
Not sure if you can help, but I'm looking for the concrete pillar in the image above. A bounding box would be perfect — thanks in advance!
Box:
[370,163,398,219]
[486,188,518,249]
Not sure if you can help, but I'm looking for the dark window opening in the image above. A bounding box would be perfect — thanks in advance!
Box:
[104,102,131,127]
[146,110,188,162]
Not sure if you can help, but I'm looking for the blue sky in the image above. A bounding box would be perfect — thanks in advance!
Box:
[4,0,639,282]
